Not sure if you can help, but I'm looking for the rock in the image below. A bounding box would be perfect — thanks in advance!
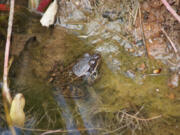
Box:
[138,63,146,71]
[96,42,119,54]
[142,23,161,39]
[146,37,167,59]
[149,0,163,8]
[135,40,144,47]
[125,70,135,79]
[105,56,121,72]
[168,73,179,88]
[168,93,175,100]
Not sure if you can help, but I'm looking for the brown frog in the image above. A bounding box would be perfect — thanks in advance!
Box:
[48,53,101,98]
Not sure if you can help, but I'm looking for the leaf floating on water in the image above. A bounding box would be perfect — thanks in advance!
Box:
[40,0,58,27]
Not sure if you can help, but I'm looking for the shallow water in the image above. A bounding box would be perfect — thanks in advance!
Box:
[5,26,179,135]
[0,2,180,135]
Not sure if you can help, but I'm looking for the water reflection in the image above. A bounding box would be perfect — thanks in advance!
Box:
[54,86,98,135]
[54,88,81,135]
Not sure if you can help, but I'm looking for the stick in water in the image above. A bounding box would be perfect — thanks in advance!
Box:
[3,0,16,134]
[161,0,180,23]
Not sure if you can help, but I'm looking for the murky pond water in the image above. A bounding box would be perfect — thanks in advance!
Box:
[0,1,180,135]
[4,26,179,135]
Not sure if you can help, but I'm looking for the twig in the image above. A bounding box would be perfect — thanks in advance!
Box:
[15,126,48,132]
[161,28,178,53]
[133,4,139,25]
[41,128,106,135]
[135,105,144,116]
[15,126,107,135]
[121,111,161,121]
[17,126,106,135]
[161,0,180,23]
[2,0,15,134]
[3,0,14,104]
[138,1,149,58]
[102,125,127,135]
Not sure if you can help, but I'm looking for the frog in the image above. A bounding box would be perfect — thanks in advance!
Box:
[48,53,101,98]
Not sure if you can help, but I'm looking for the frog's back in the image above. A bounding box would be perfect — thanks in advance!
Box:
[48,53,101,98]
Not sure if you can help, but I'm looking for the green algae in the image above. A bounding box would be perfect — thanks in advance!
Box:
[95,45,180,117]
[7,29,180,134]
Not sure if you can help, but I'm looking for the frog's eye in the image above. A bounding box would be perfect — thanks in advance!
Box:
[93,54,100,59]
[93,72,97,76]
[91,71,97,79]
[89,60,95,65]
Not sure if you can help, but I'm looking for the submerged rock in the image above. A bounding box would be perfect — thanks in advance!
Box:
[168,73,179,88]
[125,70,135,79]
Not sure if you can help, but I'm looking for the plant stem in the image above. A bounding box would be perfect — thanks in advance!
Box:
[3,0,16,134]
[3,0,15,104]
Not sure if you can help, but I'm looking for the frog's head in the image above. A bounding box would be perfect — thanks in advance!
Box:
[86,53,101,84]
[88,54,101,73]
[73,53,101,76]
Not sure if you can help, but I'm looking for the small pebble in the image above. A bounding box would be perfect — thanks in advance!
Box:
[153,68,161,74]
[138,63,146,71]
[125,70,135,79]
[135,40,144,47]
[51,73,56,77]
[0,82,2,88]
[168,73,179,88]
[128,48,135,53]
[168,93,175,100]
[48,77,54,83]
[156,88,159,92]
